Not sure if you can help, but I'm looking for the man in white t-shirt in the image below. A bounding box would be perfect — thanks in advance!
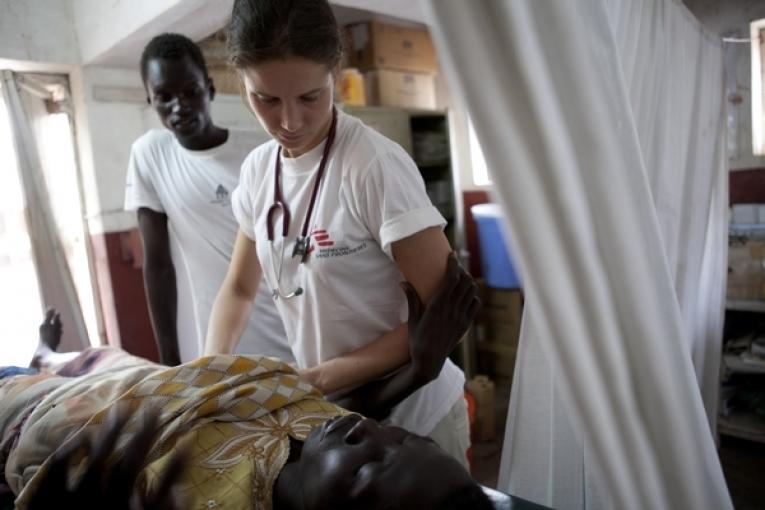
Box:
[124,33,291,365]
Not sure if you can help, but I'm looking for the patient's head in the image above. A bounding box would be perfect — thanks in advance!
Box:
[298,415,492,509]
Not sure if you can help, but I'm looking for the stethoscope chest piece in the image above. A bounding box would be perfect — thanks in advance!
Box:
[292,235,311,263]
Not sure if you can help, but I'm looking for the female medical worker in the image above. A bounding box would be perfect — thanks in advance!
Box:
[205,0,470,466]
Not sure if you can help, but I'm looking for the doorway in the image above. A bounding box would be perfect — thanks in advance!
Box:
[0,73,99,366]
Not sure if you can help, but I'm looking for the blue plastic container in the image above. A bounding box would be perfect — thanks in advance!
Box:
[471,204,521,289]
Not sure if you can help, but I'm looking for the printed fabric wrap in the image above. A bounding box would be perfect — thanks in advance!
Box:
[0,348,348,510]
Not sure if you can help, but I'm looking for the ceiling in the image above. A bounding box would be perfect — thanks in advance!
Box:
[682,0,765,36]
[89,0,425,68]
[87,0,765,68]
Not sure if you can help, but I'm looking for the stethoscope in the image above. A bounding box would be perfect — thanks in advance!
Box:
[267,107,337,300]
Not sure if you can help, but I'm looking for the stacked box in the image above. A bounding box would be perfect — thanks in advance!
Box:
[465,375,495,442]
[208,67,241,96]
[345,21,438,73]
[363,69,436,110]
[476,281,523,380]
[344,21,438,110]
[727,237,765,300]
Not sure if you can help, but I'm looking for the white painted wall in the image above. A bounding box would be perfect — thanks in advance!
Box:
[331,0,425,24]
[70,0,183,64]
[70,0,234,67]
[684,0,765,170]
[0,0,79,64]
[77,66,152,234]
[79,65,265,234]
[726,39,765,170]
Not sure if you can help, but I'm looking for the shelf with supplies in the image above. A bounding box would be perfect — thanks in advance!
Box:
[720,232,765,444]
[723,353,765,375]
[726,299,765,313]
[718,412,765,444]
[719,338,765,443]
[415,158,450,169]
[341,104,457,247]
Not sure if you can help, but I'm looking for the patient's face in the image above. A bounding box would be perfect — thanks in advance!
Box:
[299,415,473,509]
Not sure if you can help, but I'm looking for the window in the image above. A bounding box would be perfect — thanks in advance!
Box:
[468,118,492,186]
[0,88,45,365]
[0,76,99,365]
[752,18,765,156]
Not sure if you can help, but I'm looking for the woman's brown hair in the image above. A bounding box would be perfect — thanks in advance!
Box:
[228,0,344,70]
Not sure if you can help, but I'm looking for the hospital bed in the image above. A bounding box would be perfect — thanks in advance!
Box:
[482,486,552,509]
[0,487,552,509]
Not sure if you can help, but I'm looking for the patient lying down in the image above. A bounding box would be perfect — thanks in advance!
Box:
[0,256,491,509]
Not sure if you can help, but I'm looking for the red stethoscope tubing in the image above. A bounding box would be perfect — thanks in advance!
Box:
[266,107,338,246]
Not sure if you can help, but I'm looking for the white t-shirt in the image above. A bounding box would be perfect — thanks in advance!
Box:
[232,110,465,435]
[124,128,293,363]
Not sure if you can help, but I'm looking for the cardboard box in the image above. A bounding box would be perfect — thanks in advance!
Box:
[465,375,495,442]
[364,69,436,110]
[482,288,523,324]
[727,273,765,300]
[487,320,521,348]
[727,237,765,300]
[208,66,241,96]
[345,21,438,73]
[477,342,517,380]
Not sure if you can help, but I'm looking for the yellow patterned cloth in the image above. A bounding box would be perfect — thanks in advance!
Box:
[2,349,348,510]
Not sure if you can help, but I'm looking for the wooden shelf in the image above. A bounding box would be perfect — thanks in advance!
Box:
[405,107,448,117]
[718,412,765,444]
[477,341,517,356]
[416,159,450,168]
[726,299,765,313]
[723,354,765,375]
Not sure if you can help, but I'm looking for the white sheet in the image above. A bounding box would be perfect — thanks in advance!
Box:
[422,0,731,508]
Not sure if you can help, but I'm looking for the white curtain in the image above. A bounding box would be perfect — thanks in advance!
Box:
[1,70,89,352]
[423,1,730,509]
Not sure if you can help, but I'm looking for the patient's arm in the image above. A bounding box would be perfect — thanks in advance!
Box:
[30,309,79,372]
[333,254,480,420]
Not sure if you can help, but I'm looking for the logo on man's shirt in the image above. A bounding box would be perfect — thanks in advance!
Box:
[212,184,230,206]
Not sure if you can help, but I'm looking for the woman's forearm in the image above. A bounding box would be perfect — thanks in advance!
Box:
[204,282,255,355]
[205,231,263,356]
[300,323,410,394]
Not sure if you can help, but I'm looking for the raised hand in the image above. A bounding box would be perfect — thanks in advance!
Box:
[27,407,188,510]
[329,254,480,420]
[38,307,62,351]
[402,252,481,383]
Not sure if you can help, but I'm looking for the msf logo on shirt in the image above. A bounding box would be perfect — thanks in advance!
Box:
[311,227,367,259]
[307,228,333,255]
[212,184,230,207]
[312,229,334,248]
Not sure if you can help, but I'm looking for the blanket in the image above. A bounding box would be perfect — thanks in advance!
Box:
[0,348,347,510]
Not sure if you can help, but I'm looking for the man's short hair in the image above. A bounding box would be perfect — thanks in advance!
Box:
[140,33,209,85]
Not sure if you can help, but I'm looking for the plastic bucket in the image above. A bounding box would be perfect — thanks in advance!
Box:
[471,203,521,289]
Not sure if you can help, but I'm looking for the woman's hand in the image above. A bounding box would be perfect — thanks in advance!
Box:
[27,408,188,510]
[403,253,481,383]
